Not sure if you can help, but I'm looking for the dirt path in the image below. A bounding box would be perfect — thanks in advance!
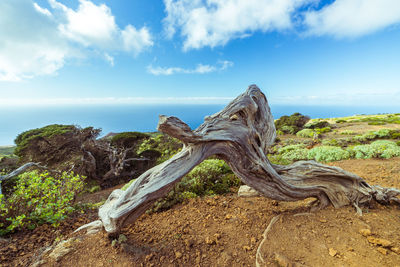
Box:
[2,158,400,267]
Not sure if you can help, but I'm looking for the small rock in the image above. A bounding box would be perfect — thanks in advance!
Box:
[274,253,291,267]
[175,251,182,259]
[145,253,154,261]
[328,248,337,257]
[377,247,388,255]
[319,219,327,223]
[359,228,372,237]
[391,247,400,254]
[205,237,216,245]
[367,236,392,247]
[238,185,260,197]
[243,246,251,251]
[184,239,194,248]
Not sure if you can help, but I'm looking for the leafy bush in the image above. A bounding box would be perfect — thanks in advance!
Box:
[374,129,391,138]
[296,129,315,138]
[315,127,331,134]
[368,121,386,125]
[275,113,310,134]
[322,139,338,146]
[280,126,297,134]
[149,159,240,212]
[340,130,356,135]
[349,140,400,159]
[392,132,400,139]
[336,119,347,123]
[304,120,330,129]
[307,146,350,162]
[137,134,182,164]
[110,132,149,147]
[276,130,285,136]
[0,171,85,235]
[14,125,76,156]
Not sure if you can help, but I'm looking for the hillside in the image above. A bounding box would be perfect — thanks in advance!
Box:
[1,114,400,266]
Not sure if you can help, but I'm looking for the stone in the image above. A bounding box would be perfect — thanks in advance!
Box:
[238,185,260,197]
[391,247,400,254]
[366,236,392,247]
[328,248,337,257]
[274,253,291,267]
[377,247,388,255]
[175,251,182,259]
[359,228,372,237]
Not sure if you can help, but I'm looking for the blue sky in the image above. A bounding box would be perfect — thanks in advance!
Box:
[1,0,400,106]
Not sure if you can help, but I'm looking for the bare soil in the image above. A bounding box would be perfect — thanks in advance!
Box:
[1,158,400,267]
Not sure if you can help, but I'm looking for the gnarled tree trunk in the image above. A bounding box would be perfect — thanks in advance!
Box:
[98,85,400,234]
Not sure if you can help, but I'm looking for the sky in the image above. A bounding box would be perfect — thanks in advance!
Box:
[1,0,400,107]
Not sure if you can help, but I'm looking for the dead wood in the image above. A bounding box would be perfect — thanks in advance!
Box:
[97,84,400,234]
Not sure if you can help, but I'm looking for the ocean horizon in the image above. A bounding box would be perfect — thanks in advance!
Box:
[0,104,399,146]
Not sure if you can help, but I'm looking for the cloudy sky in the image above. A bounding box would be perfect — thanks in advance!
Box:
[1,0,400,106]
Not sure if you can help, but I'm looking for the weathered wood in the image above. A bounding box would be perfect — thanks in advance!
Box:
[98,85,400,234]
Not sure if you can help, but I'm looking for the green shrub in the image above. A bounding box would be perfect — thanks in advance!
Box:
[340,130,356,135]
[296,129,315,138]
[336,119,347,123]
[350,140,400,159]
[392,133,400,139]
[304,120,330,129]
[275,113,310,134]
[315,127,331,134]
[368,121,386,125]
[111,132,149,147]
[278,144,307,154]
[150,159,240,212]
[0,171,85,235]
[280,126,297,134]
[373,129,391,138]
[137,134,182,164]
[276,130,284,136]
[14,125,76,156]
[307,146,350,162]
[322,139,338,146]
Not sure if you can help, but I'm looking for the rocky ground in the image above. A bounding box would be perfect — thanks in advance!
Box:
[0,157,399,267]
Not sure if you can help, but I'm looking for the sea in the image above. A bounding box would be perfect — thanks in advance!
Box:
[0,104,399,146]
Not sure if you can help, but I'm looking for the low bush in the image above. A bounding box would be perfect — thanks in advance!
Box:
[0,171,85,235]
[368,121,386,125]
[315,127,331,135]
[336,119,347,123]
[275,113,310,134]
[349,140,400,159]
[296,129,315,138]
[304,120,330,129]
[149,159,240,212]
[137,134,182,164]
[340,130,356,135]
[307,146,350,162]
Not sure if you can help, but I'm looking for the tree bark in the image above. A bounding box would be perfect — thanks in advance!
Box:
[98,84,400,234]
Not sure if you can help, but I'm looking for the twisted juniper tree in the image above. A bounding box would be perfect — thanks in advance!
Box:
[93,85,400,234]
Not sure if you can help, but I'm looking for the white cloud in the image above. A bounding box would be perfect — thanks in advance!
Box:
[0,0,153,82]
[163,0,313,50]
[147,60,233,75]
[304,0,400,38]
